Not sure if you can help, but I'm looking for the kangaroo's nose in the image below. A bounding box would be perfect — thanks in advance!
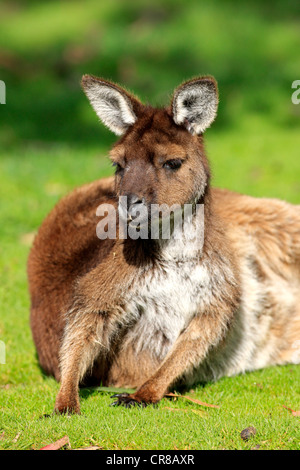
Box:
[126,194,146,222]
[127,194,143,209]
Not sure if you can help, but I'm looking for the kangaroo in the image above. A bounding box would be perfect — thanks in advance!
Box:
[28,75,300,414]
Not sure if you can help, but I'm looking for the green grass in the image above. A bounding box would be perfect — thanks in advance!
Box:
[0,367,299,450]
[0,0,300,451]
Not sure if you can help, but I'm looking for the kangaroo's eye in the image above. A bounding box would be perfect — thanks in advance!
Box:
[163,159,183,171]
[112,162,124,173]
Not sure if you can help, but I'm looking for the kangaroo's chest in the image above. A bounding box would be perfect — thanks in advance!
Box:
[123,257,212,358]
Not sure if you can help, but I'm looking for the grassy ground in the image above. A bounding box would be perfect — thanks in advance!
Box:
[0,0,299,450]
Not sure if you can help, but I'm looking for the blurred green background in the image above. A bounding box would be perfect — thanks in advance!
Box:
[1,0,300,205]
[0,0,300,450]
[1,0,299,148]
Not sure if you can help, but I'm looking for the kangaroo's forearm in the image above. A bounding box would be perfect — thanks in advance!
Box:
[130,311,230,403]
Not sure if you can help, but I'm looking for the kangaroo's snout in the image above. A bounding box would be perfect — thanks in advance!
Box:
[118,194,148,224]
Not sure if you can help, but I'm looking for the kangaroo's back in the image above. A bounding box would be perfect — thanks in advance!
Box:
[211,188,300,372]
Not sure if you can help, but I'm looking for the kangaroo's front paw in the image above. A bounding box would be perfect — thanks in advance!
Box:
[54,391,81,415]
[110,393,147,408]
[131,382,164,405]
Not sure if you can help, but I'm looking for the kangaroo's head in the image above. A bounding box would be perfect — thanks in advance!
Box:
[82,75,218,227]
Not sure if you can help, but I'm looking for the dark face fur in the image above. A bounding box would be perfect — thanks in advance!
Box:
[81,75,218,226]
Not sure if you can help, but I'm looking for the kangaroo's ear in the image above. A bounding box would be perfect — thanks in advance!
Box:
[81,75,143,135]
[171,76,219,135]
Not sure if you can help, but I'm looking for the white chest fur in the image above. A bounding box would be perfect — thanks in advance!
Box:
[122,219,213,359]
[125,260,211,358]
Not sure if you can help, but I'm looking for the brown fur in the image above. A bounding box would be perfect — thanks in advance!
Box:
[27,76,300,414]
